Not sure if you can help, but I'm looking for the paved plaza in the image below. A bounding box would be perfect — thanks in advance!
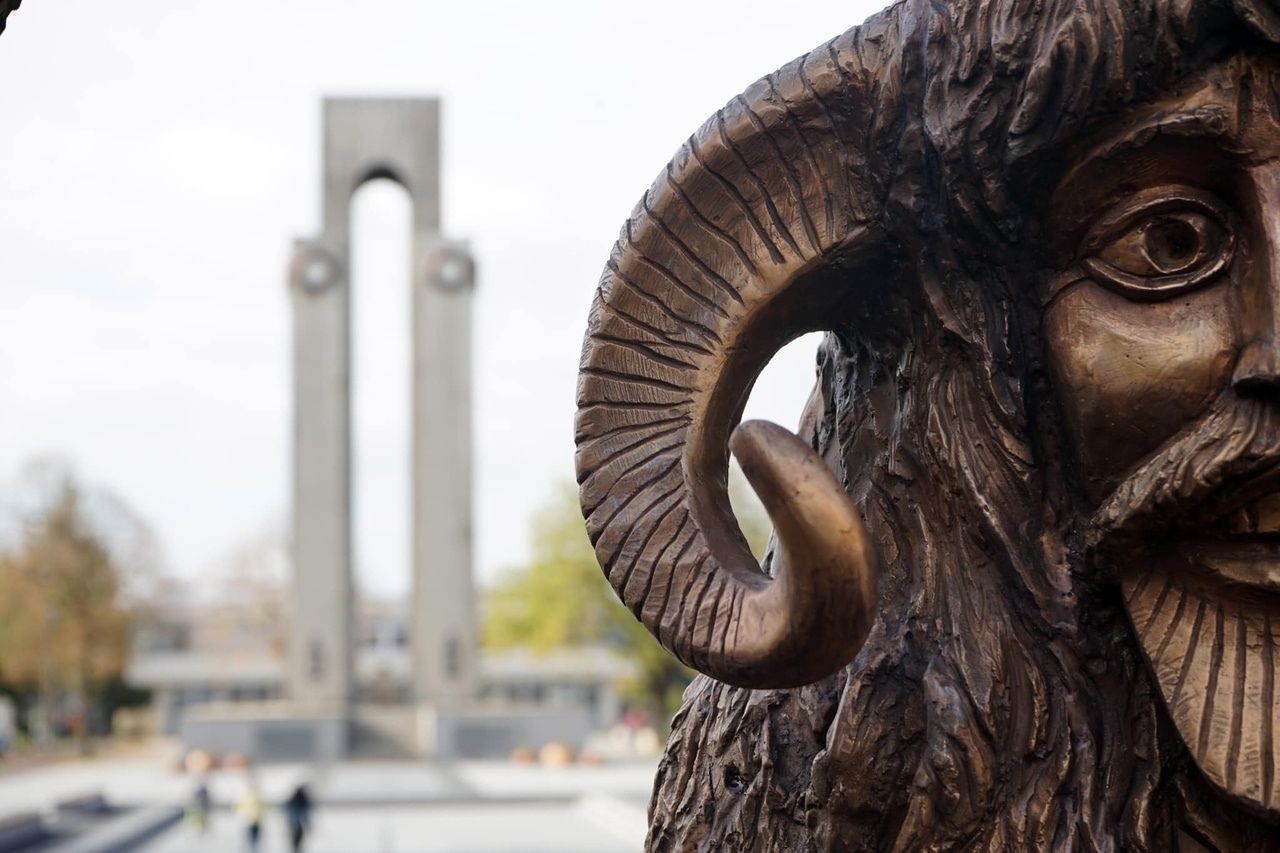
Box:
[139,801,636,853]
[0,748,655,853]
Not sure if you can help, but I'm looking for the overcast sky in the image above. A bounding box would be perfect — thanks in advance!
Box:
[0,0,889,596]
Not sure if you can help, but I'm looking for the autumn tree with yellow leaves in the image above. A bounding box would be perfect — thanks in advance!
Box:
[0,464,155,743]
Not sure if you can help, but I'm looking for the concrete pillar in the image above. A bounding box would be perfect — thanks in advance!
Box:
[289,97,476,725]
[413,240,476,705]
[288,235,352,717]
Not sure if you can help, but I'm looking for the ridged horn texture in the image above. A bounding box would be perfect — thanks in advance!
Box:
[575,34,885,689]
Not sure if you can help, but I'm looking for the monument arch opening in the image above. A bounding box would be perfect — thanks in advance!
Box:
[350,177,412,605]
[351,177,413,706]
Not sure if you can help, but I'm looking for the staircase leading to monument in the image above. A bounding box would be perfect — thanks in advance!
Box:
[351,705,420,760]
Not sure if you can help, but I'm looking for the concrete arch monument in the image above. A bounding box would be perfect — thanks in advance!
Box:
[288,98,476,732]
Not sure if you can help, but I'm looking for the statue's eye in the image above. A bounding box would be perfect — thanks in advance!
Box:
[1099,211,1220,275]
[1081,187,1235,301]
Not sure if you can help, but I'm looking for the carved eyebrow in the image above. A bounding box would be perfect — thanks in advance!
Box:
[1059,104,1237,192]
[1089,105,1236,162]
[1050,104,1238,235]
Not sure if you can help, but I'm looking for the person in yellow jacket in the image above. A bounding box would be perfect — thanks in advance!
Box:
[235,778,264,853]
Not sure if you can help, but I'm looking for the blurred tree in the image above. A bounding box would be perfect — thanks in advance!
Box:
[0,463,150,746]
[483,466,771,719]
[212,520,290,657]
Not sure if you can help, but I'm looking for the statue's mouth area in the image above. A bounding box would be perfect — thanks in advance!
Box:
[1179,472,1280,595]
[1179,537,1280,594]
[1119,464,1280,817]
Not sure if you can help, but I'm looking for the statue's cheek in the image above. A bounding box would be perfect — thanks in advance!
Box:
[1043,278,1236,500]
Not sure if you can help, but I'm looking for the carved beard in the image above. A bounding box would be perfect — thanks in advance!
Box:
[1090,395,1280,819]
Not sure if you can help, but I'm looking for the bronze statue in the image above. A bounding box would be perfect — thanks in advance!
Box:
[576,0,1280,849]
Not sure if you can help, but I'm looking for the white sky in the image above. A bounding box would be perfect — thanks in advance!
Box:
[0,0,888,596]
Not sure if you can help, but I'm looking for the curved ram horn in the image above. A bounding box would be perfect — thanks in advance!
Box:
[726,421,879,686]
[575,29,886,688]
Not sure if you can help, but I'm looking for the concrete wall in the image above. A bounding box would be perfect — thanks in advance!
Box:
[181,713,349,764]
[422,707,595,760]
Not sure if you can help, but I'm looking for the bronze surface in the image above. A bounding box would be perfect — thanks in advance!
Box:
[577,0,1280,849]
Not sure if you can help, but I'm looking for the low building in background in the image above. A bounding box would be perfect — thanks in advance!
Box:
[126,596,635,761]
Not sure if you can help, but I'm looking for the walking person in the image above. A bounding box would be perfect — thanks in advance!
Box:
[187,780,211,835]
[235,778,264,853]
[283,783,313,852]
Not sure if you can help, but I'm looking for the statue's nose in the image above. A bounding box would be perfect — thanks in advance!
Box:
[1232,339,1280,393]
[1232,166,1280,395]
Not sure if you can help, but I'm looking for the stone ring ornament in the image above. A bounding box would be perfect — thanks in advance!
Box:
[420,244,474,293]
[578,0,1280,848]
[289,244,342,296]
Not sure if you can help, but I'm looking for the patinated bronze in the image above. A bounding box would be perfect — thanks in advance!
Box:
[576,0,1280,849]
[0,1,20,36]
